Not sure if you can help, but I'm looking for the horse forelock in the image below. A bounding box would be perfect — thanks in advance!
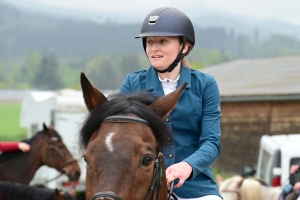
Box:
[79,92,170,150]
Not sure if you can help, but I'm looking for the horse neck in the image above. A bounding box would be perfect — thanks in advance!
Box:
[0,135,45,184]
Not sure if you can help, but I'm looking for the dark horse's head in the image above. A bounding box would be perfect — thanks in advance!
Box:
[79,73,186,200]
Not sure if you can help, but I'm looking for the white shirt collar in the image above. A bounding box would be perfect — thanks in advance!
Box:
[158,75,180,95]
[158,75,180,83]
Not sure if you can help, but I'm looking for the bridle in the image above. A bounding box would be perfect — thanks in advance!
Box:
[43,137,79,184]
[43,158,78,184]
[91,115,176,200]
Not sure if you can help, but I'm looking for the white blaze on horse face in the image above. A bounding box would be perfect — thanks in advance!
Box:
[105,132,115,153]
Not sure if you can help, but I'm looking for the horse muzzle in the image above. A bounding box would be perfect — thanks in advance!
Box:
[92,191,123,200]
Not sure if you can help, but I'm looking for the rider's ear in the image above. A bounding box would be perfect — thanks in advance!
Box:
[216,174,224,185]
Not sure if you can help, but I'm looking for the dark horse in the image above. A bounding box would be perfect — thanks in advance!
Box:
[79,73,187,200]
[0,181,77,200]
[0,123,81,184]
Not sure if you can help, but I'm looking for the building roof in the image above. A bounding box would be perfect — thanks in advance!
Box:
[200,56,300,102]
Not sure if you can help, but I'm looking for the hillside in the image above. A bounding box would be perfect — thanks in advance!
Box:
[1,1,300,90]
[1,1,300,62]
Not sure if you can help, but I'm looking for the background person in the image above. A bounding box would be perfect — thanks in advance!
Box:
[280,165,300,200]
[0,141,31,153]
[119,7,222,200]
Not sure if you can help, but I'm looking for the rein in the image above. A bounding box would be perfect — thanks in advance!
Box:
[220,189,241,200]
[92,115,176,200]
[43,138,79,184]
[43,158,78,184]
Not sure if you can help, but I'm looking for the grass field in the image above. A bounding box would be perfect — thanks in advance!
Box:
[0,103,27,141]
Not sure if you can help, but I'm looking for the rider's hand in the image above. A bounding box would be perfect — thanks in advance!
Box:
[18,142,31,152]
[290,165,300,174]
[166,162,192,188]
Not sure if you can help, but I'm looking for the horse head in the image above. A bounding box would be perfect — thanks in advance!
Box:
[0,123,81,184]
[217,174,243,200]
[79,73,186,200]
[41,123,81,182]
[217,174,263,200]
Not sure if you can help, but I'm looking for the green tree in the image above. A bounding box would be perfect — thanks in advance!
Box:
[24,52,43,86]
[0,61,7,88]
[33,52,63,89]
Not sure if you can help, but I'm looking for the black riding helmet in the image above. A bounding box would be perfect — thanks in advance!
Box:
[135,7,195,73]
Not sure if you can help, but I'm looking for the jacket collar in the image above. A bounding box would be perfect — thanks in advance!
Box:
[145,66,191,95]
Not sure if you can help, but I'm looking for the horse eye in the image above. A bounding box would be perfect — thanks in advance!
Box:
[142,156,154,166]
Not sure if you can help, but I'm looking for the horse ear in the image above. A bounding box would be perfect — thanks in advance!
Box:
[216,174,223,185]
[43,123,49,133]
[236,178,244,188]
[148,82,187,120]
[80,72,107,111]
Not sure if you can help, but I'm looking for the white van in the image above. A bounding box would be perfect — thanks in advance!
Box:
[255,134,300,186]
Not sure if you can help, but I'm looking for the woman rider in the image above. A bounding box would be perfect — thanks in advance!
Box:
[120,7,222,200]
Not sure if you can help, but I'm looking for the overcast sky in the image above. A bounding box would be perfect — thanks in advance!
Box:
[5,0,300,26]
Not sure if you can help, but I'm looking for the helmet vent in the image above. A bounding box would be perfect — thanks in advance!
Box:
[149,16,159,25]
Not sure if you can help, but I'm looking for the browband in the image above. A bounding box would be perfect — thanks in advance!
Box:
[102,116,150,128]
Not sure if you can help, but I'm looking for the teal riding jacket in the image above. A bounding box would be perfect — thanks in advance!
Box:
[119,66,222,198]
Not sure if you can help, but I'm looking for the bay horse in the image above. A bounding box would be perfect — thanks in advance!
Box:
[79,73,187,200]
[0,181,77,200]
[0,124,81,184]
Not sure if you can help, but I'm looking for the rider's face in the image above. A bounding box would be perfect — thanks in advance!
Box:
[146,36,186,71]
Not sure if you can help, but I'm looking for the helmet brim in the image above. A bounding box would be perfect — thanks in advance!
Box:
[135,32,185,38]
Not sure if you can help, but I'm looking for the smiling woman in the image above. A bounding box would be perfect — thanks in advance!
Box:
[119,7,222,200]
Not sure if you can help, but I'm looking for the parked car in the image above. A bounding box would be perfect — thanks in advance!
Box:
[243,134,300,187]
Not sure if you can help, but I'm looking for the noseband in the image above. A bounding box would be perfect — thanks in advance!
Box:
[91,115,163,200]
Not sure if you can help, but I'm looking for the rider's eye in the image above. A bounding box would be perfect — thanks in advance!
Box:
[142,155,154,166]
[146,40,153,45]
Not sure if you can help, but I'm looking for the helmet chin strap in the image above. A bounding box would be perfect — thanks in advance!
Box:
[142,37,192,74]
[155,38,187,73]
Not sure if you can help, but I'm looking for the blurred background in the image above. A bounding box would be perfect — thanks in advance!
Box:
[1,0,300,194]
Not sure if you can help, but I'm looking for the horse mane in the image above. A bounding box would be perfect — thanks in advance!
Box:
[240,178,263,200]
[79,92,170,149]
[243,176,268,186]
[0,128,62,162]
